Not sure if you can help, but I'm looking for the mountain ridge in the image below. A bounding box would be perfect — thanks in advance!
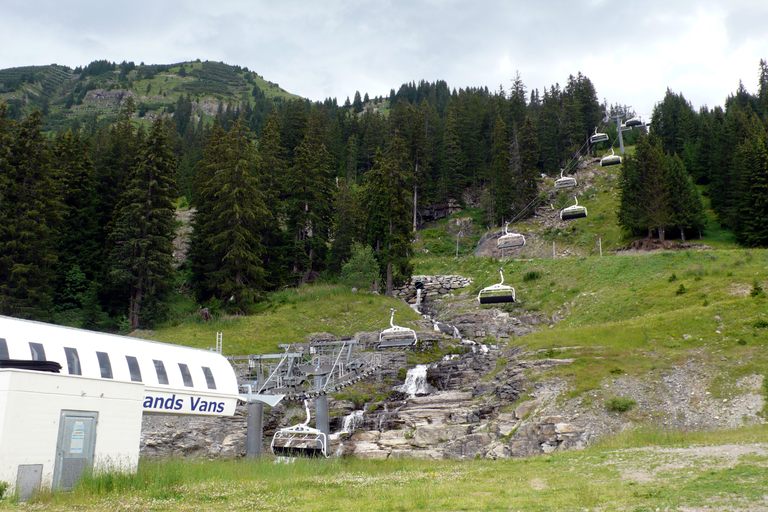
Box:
[0,60,300,130]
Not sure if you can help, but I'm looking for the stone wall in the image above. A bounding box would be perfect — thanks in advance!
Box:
[393,275,472,304]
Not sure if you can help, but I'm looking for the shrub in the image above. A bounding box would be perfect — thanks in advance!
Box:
[668,273,677,282]
[340,243,380,291]
[0,481,7,499]
[751,280,765,298]
[523,270,542,282]
[753,319,768,329]
[675,284,687,295]
[606,396,636,413]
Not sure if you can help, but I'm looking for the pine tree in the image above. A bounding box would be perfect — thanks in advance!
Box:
[665,153,705,240]
[107,118,177,329]
[364,136,413,294]
[619,135,670,238]
[514,116,541,217]
[759,59,768,117]
[0,111,61,319]
[735,133,768,246]
[92,98,141,288]
[285,109,334,282]
[441,104,465,201]
[208,119,268,311]
[488,115,510,225]
[257,112,291,288]
[353,91,363,113]
[328,180,365,272]
[508,71,527,130]
[189,122,225,301]
[54,130,100,281]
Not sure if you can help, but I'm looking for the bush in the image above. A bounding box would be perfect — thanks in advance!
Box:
[753,319,768,329]
[675,284,687,295]
[668,273,677,282]
[0,480,7,499]
[523,271,542,282]
[606,396,636,413]
[340,243,379,291]
[751,280,765,298]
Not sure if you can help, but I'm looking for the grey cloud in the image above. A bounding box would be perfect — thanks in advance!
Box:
[2,0,766,116]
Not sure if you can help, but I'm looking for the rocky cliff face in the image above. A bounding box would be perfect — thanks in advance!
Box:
[139,273,766,461]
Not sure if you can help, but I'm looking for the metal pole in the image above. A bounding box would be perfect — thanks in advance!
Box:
[314,375,330,436]
[616,115,625,155]
[246,401,264,458]
[315,396,330,436]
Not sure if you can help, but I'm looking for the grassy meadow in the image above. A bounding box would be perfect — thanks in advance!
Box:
[5,426,767,511]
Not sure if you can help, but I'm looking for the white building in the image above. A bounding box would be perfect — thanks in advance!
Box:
[0,315,241,499]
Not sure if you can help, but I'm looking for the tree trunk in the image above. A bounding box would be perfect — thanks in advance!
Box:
[129,281,143,330]
[386,262,393,296]
[658,226,665,241]
[680,226,686,242]
[413,181,418,233]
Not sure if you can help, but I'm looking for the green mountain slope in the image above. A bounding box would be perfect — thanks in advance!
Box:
[0,60,299,130]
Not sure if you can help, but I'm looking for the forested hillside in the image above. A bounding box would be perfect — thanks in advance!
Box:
[1,58,767,333]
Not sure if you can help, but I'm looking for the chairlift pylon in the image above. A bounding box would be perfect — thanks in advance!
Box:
[589,127,609,144]
[554,169,577,190]
[497,222,526,250]
[271,400,328,458]
[600,148,622,167]
[378,308,418,348]
[477,268,516,304]
[560,196,588,221]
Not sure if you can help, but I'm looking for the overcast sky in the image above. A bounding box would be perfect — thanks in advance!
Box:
[2,0,768,118]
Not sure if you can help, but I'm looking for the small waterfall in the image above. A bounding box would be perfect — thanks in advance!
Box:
[410,289,423,314]
[397,364,435,398]
[339,410,364,434]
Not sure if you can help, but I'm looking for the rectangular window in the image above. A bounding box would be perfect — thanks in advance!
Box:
[29,342,46,361]
[153,360,169,385]
[202,366,216,390]
[126,355,142,382]
[96,351,113,379]
[64,347,81,375]
[0,338,8,360]
[178,363,193,387]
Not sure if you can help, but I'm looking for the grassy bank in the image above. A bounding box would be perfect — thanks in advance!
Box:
[6,426,767,511]
[139,284,421,355]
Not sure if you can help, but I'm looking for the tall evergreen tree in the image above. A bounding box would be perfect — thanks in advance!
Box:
[257,112,291,288]
[328,180,365,272]
[364,136,413,294]
[514,116,541,217]
[488,114,510,225]
[735,133,768,246]
[440,104,465,201]
[54,130,100,281]
[107,118,177,329]
[665,153,705,240]
[619,135,669,238]
[285,110,334,282]
[0,111,60,319]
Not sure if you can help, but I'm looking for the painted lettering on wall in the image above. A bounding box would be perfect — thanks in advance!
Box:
[142,393,225,414]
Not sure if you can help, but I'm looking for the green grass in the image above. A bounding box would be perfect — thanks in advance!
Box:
[140,284,421,355]
[415,249,768,397]
[7,426,768,511]
[413,207,487,257]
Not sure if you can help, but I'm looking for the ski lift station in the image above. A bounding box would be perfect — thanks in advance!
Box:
[0,315,240,499]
